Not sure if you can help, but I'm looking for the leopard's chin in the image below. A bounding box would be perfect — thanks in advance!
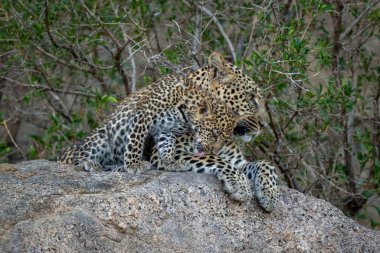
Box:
[193,151,205,157]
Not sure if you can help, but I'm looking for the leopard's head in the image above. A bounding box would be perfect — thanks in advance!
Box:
[185,89,235,156]
[188,52,265,142]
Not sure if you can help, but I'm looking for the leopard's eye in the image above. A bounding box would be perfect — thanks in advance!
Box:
[249,95,258,108]
[212,132,218,140]
[199,106,208,115]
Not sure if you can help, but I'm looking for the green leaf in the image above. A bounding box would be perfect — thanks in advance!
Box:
[317,3,333,12]
[104,95,118,104]
[362,190,374,198]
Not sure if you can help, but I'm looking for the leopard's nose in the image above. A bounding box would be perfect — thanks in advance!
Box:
[196,142,204,152]
[193,142,206,157]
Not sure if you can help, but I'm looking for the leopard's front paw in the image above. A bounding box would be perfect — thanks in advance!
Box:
[248,161,279,212]
[163,159,190,172]
[254,170,279,212]
[123,161,152,174]
[221,172,252,202]
[82,161,103,172]
[255,184,279,212]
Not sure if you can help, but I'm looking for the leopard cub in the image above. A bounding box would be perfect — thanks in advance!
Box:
[57,75,236,175]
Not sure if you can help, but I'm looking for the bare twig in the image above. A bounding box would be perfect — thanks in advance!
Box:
[111,2,139,94]
[32,62,73,123]
[79,0,121,47]
[339,0,380,42]
[196,4,236,63]
[271,69,310,91]
[114,39,132,95]
[146,51,185,74]
[2,77,96,97]
[32,43,84,72]
[191,2,202,69]
[265,99,280,142]
[128,45,137,93]
[248,0,274,12]
[301,15,313,41]
[1,120,27,160]
[242,14,260,59]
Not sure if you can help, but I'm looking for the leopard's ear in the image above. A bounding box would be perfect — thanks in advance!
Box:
[208,52,226,73]
[208,52,233,83]
[198,99,213,117]
[190,99,213,120]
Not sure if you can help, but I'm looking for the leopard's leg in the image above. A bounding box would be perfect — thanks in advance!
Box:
[191,156,252,202]
[154,131,189,171]
[217,140,247,169]
[217,140,279,212]
[151,150,252,202]
[120,112,152,174]
[241,161,278,212]
[57,128,111,172]
[73,159,104,172]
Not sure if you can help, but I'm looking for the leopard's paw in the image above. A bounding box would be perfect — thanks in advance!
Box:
[254,165,278,212]
[125,161,152,174]
[247,161,279,212]
[221,171,252,202]
[82,160,103,172]
[163,159,190,172]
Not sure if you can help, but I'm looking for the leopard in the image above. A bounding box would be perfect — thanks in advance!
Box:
[57,74,240,177]
[188,52,265,142]
[57,52,278,208]
[147,52,278,211]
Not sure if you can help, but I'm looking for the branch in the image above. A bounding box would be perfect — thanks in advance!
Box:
[32,43,110,93]
[265,99,280,142]
[339,0,380,42]
[114,39,132,95]
[191,2,202,69]
[258,141,301,191]
[127,44,137,93]
[32,43,85,72]
[1,120,27,160]
[2,76,96,97]
[32,62,73,123]
[79,0,121,47]
[46,0,113,73]
[146,52,185,74]
[196,4,236,63]
[271,69,310,91]
[152,22,162,53]
[110,2,139,95]
[242,15,259,59]
[44,0,80,59]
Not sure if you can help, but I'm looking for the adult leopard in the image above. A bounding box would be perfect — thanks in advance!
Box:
[148,53,278,211]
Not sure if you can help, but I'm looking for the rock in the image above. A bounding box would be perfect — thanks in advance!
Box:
[0,160,379,252]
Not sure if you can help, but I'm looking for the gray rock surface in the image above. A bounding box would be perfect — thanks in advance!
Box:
[0,160,379,252]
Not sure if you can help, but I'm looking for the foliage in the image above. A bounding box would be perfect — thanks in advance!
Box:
[0,0,379,228]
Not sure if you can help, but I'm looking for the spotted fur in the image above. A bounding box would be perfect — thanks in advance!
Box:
[57,75,236,174]
[147,53,278,211]
[150,132,278,211]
